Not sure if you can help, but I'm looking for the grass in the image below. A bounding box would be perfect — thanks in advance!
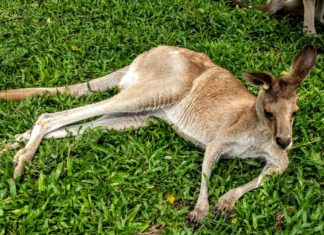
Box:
[0,0,323,234]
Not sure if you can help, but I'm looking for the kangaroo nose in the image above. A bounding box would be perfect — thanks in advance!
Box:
[276,137,291,149]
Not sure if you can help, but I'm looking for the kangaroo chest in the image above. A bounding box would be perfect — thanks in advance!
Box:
[222,136,269,160]
[162,106,273,160]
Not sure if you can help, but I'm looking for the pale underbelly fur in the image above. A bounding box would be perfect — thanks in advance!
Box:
[162,108,271,161]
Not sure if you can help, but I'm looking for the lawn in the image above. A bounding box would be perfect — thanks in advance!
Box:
[0,0,323,234]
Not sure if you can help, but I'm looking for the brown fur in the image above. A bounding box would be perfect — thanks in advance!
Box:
[0,45,317,225]
[232,0,324,34]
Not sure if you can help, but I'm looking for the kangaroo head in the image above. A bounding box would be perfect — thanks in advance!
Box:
[243,45,317,149]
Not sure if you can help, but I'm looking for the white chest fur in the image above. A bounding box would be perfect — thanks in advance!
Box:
[222,132,273,160]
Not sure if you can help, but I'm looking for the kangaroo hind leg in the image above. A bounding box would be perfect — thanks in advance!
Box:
[12,75,189,178]
[44,112,156,139]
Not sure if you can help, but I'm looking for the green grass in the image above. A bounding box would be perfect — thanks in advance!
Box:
[0,0,323,234]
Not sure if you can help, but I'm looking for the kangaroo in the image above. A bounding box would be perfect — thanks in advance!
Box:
[232,0,324,35]
[0,45,317,224]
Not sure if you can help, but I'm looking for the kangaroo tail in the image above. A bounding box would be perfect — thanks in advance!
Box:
[0,66,129,101]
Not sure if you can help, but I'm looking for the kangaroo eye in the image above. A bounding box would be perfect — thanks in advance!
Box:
[264,110,273,118]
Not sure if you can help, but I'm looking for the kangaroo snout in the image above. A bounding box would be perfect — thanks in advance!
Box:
[276,136,291,149]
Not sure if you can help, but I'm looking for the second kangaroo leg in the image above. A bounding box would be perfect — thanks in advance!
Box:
[44,112,156,139]
[1,113,154,157]
[12,79,188,178]
[13,113,155,141]
[303,0,316,34]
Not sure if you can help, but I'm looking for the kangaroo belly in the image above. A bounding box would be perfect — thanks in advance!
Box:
[163,107,210,147]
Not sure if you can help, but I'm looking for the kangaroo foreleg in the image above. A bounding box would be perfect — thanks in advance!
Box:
[188,142,223,224]
[214,163,288,218]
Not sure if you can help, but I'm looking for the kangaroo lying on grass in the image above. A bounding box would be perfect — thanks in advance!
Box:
[0,45,317,223]
[232,0,324,35]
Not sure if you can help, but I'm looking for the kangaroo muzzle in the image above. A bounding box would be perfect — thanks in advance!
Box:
[276,136,291,149]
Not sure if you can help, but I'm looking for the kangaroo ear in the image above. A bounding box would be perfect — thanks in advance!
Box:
[242,72,275,90]
[285,45,317,87]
